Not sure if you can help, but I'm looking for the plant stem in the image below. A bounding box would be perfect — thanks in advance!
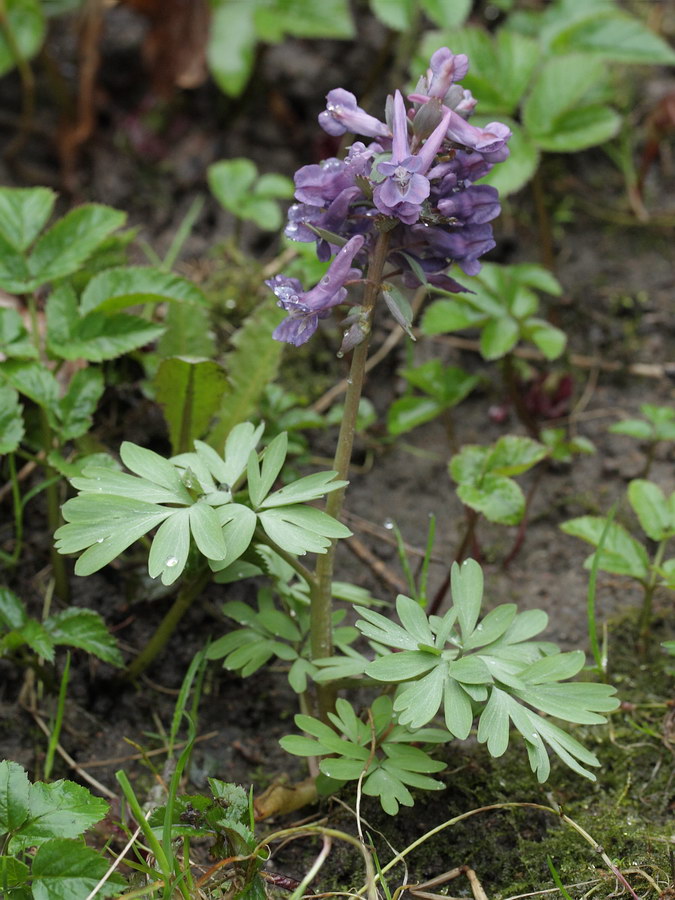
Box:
[502,353,540,439]
[254,526,318,589]
[502,467,544,569]
[311,229,390,717]
[639,538,667,650]
[427,507,479,616]
[126,569,211,679]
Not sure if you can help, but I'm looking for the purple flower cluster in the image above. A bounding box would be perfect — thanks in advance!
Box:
[267,48,511,347]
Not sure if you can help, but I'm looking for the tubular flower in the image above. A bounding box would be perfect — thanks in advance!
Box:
[267,236,365,346]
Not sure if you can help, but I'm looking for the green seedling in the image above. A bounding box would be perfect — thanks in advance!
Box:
[0,759,124,899]
[561,478,675,644]
[540,427,595,464]
[609,404,675,477]
[208,158,293,231]
[387,360,479,437]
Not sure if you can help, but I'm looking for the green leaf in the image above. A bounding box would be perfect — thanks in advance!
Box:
[46,608,124,666]
[458,474,525,525]
[0,186,55,251]
[489,435,547,476]
[627,479,674,542]
[0,0,46,79]
[208,160,292,231]
[356,606,422,651]
[520,650,585,684]
[120,442,187,495]
[463,604,517,650]
[524,54,606,137]
[207,0,256,96]
[560,516,650,581]
[0,588,28,630]
[0,854,29,890]
[524,318,567,360]
[210,503,257,570]
[57,367,104,440]
[608,419,652,440]
[28,205,126,284]
[48,312,164,363]
[480,315,520,360]
[420,0,471,28]
[14,619,55,661]
[362,766,413,815]
[546,9,675,65]
[158,299,215,358]
[382,282,415,338]
[394,666,446,729]
[155,357,229,454]
[0,384,24,453]
[533,103,621,153]
[396,594,435,646]
[31,839,123,900]
[387,396,445,436]
[477,687,510,757]
[189,500,228,560]
[443,677,474,739]
[0,308,38,359]
[0,360,59,424]
[366,650,439,682]
[370,0,413,30]
[254,0,354,40]
[421,298,484,335]
[80,266,206,315]
[0,760,30,835]
[279,735,325,757]
[10,780,108,850]
[320,757,369,781]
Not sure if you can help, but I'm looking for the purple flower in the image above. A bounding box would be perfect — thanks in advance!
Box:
[444,109,511,159]
[437,184,501,225]
[415,48,469,104]
[319,89,390,139]
[374,91,450,224]
[267,236,365,346]
[417,223,496,276]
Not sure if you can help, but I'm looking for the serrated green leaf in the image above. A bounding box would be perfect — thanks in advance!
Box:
[80,266,206,315]
[46,608,123,666]
[0,186,55,251]
[0,360,59,423]
[534,103,621,153]
[10,780,108,850]
[48,311,164,362]
[31,838,123,900]
[254,0,354,40]
[0,233,30,293]
[28,205,126,284]
[0,760,30,835]
[546,8,675,65]
[489,435,547,476]
[57,367,104,441]
[0,853,29,890]
[524,54,607,137]
[0,588,28,630]
[0,308,38,360]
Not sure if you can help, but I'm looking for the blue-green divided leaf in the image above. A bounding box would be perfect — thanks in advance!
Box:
[355,605,420,651]
[189,501,228,560]
[279,735,326,757]
[119,442,188,495]
[0,0,46,79]
[463,604,517,650]
[31,839,124,900]
[396,594,435,645]
[519,650,585,684]
[260,471,346,508]
[0,384,24,453]
[0,760,30,835]
[514,682,618,725]
[366,650,438,683]
[10,780,108,851]
[394,665,446,729]
[477,687,510,757]
[0,186,55,252]
[452,558,484,641]
[560,516,650,581]
[148,509,191,585]
[155,357,229,455]
[443,677,474,739]
[362,767,413,815]
[80,266,206,315]
[0,308,38,360]
[258,505,351,555]
[57,367,104,441]
[28,205,126,285]
[252,432,288,507]
[210,504,257,571]
[320,758,369,781]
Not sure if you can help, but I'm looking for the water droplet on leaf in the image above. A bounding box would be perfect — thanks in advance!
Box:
[165,557,178,568]
[383,518,394,530]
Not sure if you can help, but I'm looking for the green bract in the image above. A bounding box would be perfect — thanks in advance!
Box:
[55,423,350,585]
[356,560,619,782]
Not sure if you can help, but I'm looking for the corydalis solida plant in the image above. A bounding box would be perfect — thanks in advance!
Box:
[268,49,512,715]
[267,47,511,350]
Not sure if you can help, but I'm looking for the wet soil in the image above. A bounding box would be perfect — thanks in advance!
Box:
[0,5,674,896]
